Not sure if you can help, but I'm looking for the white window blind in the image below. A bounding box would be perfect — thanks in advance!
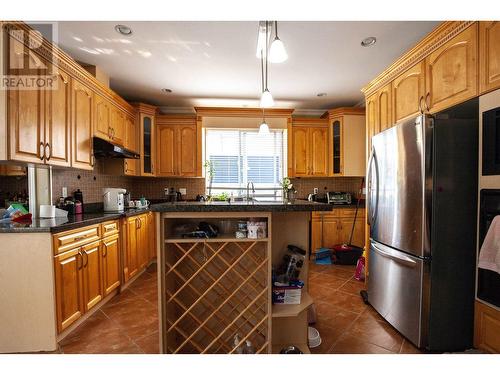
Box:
[204,128,287,200]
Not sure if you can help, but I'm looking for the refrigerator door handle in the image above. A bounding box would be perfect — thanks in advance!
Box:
[367,148,379,227]
[372,242,417,268]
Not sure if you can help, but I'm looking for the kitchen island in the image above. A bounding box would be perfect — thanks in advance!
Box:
[151,199,333,354]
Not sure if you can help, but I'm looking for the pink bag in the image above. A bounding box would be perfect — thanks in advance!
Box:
[354,256,365,281]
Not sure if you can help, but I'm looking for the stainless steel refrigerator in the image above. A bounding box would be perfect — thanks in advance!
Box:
[367,102,478,352]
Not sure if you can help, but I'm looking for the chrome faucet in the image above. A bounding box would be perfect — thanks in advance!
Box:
[246,181,255,201]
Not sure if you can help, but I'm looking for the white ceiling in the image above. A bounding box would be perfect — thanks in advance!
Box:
[55,21,439,113]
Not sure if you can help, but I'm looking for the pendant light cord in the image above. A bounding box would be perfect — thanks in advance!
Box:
[265,21,269,91]
[275,21,278,39]
[260,49,264,93]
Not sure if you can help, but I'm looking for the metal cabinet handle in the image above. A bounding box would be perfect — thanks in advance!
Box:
[82,249,89,267]
[77,250,83,270]
[418,96,424,114]
[425,92,431,112]
[74,235,86,242]
[45,143,51,161]
[102,242,107,257]
[125,160,128,173]
[39,142,45,161]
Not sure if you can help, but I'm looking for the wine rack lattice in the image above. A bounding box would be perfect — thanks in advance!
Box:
[164,239,269,354]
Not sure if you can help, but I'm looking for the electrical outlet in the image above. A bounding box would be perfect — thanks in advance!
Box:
[179,188,187,195]
[362,187,367,195]
[313,187,319,194]
[62,187,67,198]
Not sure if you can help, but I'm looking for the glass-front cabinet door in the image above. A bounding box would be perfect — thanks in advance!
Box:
[332,117,342,175]
[140,114,155,176]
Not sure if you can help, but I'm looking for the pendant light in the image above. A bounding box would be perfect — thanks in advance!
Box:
[259,109,270,135]
[269,21,288,63]
[259,22,274,108]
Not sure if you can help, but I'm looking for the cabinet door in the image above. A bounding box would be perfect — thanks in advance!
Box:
[377,83,392,132]
[310,126,329,176]
[126,217,139,279]
[178,125,198,176]
[147,212,156,262]
[425,24,478,114]
[366,93,378,152]
[291,126,309,176]
[81,240,103,311]
[8,70,44,163]
[94,94,110,141]
[125,115,138,152]
[392,61,426,123]
[331,117,342,175]
[45,68,71,167]
[54,248,84,333]
[102,234,121,296]
[138,215,149,269]
[72,80,94,170]
[322,217,341,248]
[124,158,137,176]
[141,114,155,176]
[111,106,125,146]
[156,125,176,176]
[474,301,500,353]
[311,213,323,253]
[479,21,500,94]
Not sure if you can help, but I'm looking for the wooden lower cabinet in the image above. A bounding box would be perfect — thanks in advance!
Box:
[138,214,149,269]
[54,248,84,333]
[101,233,121,296]
[474,301,500,353]
[81,240,103,311]
[125,216,140,281]
[147,212,156,261]
[311,209,365,253]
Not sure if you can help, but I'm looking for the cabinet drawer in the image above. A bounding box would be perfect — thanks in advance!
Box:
[338,208,366,217]
[101,220,119,237]
[53,225,100,255]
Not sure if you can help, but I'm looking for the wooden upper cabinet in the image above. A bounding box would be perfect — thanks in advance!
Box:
[291,126,309,177]
[178,125,198,176]
[72,80,94,170]
[425,23,478,114]
[45,68,71,167]
[125,115,138,153]
[111,106,125,146]
[392,61,426,123]
[54,248,84,333]
[479,21,500,94]
[366,93,377,152]
[155,116,200,177]
[94,95,111,141]
[376,83,392,132]
[102,234,120,296]
[309,126,329,176]
[8,71,44,164]
[156,125,176,176]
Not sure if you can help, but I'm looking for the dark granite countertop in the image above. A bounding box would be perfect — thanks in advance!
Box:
[0,208,151,234]
[151,199,334,213]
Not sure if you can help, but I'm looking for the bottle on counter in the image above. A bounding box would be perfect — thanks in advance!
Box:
[74,189,83,212]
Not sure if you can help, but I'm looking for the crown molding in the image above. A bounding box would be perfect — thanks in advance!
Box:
[361,21,476,97]
[194,106,294,118]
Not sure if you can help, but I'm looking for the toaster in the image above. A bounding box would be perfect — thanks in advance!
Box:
[327,191,352,205]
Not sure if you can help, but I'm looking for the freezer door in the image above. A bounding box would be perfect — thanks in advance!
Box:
[367,240,426,348]
[368,115,432,258]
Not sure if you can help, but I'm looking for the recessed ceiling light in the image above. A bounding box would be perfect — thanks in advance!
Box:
[361,36,377,47]
[317,93,327,97]
[161,88,173,93]
[115,24,132,36]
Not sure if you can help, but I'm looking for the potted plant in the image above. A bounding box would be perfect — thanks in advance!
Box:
[280,177,296,202]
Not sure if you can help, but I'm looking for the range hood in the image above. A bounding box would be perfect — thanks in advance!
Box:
[93,137,140,159]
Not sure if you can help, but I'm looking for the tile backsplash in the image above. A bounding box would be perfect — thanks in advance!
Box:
[50,161,364,205]
[291,177,365,199]
[51,160,205,204]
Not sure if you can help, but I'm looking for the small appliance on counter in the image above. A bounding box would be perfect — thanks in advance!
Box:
[327,191,352,205]
[103,188,126,212]
[164,187,182,202]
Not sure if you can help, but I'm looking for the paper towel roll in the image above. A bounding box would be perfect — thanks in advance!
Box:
[40,205,56,218]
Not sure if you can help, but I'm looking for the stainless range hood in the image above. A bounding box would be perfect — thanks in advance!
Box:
[93,137,140,159]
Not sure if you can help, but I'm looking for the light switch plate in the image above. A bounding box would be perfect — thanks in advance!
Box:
[179,188,187,195]
[62,187,67,198]
[313,187,319,194]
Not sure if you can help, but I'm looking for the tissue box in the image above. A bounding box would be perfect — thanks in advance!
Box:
[272,285,303,304]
